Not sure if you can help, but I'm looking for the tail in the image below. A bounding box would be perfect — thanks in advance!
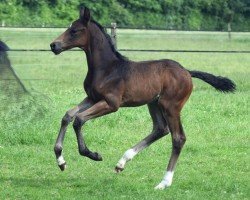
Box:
[188,70,236,93]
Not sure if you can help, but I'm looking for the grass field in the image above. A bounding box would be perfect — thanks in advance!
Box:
[0,28,249,199]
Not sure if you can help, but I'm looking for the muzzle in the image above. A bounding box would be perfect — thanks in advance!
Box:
[50,42,62,55]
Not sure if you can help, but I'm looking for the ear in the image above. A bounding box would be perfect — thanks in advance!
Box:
[80,7,91,25]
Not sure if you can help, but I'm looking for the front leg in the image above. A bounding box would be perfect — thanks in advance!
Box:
[54,98,94,171]
[73,99,119,161]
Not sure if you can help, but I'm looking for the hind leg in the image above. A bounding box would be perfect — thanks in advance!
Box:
[155,103,186,189]
[115,101,169,172]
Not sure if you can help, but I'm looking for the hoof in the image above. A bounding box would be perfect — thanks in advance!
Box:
[58,162,66,171]
[88,152,103,161]
[154,183,166,190]
[114,166,124,173]
[154,182,171,190]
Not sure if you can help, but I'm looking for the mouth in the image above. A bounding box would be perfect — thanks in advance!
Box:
[51,47,63,55]
[52,49,62,55]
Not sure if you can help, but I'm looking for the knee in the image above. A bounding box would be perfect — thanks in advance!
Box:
[61,113,72,126]
[173,135,186,150]
[111,104,119,112]
[73,116,85,131]
[155,126,168,137]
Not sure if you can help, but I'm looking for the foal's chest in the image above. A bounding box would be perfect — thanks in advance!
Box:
[84,67,123,102]
[84,82,103,102]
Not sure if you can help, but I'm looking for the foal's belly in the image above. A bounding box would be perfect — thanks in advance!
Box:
[121,81,161,107]
[121,97,158,107]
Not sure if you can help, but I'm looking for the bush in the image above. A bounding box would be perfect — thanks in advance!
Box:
[0,0,249,31]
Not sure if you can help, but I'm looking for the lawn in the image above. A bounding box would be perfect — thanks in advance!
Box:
[0,28,249,200]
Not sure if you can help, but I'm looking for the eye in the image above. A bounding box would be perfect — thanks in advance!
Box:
[70,29,77,36]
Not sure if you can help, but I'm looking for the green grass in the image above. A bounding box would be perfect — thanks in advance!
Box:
[0,28,249,200]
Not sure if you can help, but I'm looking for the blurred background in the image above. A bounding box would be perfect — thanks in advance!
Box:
[0,0,249,31]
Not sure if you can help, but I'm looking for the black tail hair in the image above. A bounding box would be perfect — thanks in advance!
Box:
[188,70,236,93]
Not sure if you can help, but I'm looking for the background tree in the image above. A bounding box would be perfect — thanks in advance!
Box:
[0,0,249,31]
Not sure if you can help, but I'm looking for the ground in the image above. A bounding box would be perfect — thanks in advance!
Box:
[0,28,249,199]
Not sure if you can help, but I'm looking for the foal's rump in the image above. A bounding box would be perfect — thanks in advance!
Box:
[121,59,193,107]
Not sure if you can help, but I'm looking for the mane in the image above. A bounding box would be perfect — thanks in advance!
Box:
[90,20,128,61]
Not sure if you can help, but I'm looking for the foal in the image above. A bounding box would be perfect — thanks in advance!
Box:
[50,7,235,189]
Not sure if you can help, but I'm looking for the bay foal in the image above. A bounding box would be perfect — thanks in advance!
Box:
[50,7,235,189]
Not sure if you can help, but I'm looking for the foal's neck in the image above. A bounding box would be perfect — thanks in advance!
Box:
[85,22,118,70]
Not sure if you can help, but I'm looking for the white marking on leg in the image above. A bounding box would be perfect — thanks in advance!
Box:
[154,171,174,190]
[116,149,137,169]
[57,155,66,166]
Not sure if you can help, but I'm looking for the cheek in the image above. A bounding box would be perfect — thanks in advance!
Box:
[76,36,87,46]
[66,36,83,47]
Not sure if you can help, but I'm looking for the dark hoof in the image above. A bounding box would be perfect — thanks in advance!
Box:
[88,152,103,161]
[58,162,66,171]
[115,166,124,173]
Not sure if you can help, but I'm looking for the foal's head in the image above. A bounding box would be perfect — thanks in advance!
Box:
[50,7,91,55]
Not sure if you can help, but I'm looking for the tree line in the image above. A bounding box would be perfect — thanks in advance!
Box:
[0,0,249,31]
